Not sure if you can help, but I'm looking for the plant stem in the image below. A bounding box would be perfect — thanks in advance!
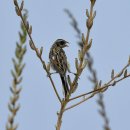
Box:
[56,100,67,130]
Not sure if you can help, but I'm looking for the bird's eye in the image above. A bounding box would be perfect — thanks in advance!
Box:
[55,39,66,47]
[60,41,65,45]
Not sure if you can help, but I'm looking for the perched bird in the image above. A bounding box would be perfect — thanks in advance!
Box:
[49,39,69,97]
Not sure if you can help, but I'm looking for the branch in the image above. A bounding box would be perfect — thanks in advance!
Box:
[13,0,62,103]
[6,10,27,130]
[97,94,111,130]
[69,0,96,94]
[69,60,130,101]
[64,9,81,39]
[65,61,130,111]
[56,99,68,130]
[56,1,97,129]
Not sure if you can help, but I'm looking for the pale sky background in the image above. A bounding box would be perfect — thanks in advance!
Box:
[0,0,130,130]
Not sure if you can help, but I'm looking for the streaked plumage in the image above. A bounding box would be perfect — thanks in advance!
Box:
[49,39,69,97]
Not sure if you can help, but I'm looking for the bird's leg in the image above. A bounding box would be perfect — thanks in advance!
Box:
[67,62,77,76]
[67,65,73,74]
[47,71,58,77]
[68,70,76,76]
[68,69,80,80]
[67,68,77,76]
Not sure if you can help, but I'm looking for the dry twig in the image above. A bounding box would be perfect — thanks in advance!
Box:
[56,1,96,129]
[13,0,61,103]
[68,61,130,102]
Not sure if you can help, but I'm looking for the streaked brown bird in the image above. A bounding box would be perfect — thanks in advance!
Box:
[49,39,69,97]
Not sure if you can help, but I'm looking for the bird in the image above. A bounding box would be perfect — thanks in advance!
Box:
[49,39,69,97]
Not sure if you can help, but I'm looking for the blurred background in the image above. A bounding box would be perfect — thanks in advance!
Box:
[0,0,130,130]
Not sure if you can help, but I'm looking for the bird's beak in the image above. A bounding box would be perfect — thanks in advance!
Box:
[65,44,69,47]
[65,41,69,47]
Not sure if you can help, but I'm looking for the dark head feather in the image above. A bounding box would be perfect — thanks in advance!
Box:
[54,39,69,48]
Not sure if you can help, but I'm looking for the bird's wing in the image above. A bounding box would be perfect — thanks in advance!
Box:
[53,49,67,75]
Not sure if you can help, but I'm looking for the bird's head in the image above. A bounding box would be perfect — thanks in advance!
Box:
[54,39,69,48]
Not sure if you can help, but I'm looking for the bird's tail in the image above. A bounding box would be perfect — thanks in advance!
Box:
[60,75,69,97]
